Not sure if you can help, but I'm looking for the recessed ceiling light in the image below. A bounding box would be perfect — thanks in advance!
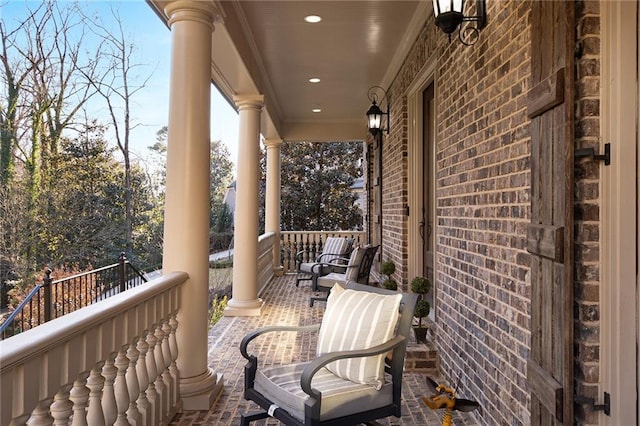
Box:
[309,77,321,83]
[304,15,322,23]
[312,108,322,113]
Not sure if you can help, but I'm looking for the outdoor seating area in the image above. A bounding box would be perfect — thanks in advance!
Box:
[310,244,379,306]
[170,274,479,426]
[295,236,352,287]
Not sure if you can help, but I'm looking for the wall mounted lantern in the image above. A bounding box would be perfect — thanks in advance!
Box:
[433,0,487,45]
[366,86,389,136]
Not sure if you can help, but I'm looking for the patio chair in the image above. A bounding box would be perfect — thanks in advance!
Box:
[309,244,379,307]
[295,237,352,287]
[239,281,418,426]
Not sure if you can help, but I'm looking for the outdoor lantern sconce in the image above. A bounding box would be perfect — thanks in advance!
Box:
[366,86,389,136]
[433,0,487,45]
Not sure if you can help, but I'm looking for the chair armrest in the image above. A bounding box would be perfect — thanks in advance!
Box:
[299,335,406,398]
[310,262,334,275]
[316,253,349,263]
[240,324,321,360]
[311,257,353,272]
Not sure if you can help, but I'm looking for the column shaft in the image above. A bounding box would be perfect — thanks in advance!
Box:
[264,139,283,275]
[163,0,222,410]
[225,96,265,316]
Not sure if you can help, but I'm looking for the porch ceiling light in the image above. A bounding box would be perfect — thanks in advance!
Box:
[366,86,389,136]
[433,0,487,45]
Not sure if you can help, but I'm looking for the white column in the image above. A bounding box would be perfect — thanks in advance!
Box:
[225,95,265,316]
[264,139,283,276]
[163,0,222,410]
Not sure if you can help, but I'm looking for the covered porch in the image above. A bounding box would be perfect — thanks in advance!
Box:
[170,273,478,426]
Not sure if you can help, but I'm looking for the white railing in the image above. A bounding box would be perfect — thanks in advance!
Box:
[0,271,187,426]
[280,230,366,273]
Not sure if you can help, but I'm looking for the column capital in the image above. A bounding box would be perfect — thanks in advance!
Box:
[264,139,283,149]
[233,94,265,111]
[165,1,219,28]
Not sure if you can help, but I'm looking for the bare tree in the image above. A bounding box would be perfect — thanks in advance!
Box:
[0,2,44,187]
[82,6,154,256]
[0,1,103,276]
[0,1,99,196]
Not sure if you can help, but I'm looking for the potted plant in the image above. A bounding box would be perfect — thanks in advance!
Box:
[380,260,397,290]
[410,276,432,343]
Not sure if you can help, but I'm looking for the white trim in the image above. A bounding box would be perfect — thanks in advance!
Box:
[407,90,424,282]
[600,1,638,423]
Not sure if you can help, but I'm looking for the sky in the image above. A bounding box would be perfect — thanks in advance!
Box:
[1,0,241,173]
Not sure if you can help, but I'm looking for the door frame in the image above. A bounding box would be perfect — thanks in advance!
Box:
[600,1,638,423]
[407,59,436,293]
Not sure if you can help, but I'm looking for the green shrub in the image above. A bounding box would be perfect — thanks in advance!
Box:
[414,299,431,318]
[380,260,396,277]
[382,279,398,290]
[410,276,431,294]
[209,258,233,269]
[411,276,432,329]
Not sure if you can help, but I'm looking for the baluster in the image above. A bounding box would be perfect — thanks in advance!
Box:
[311,236,318,261]
[114,349,130,426]
[86,362,106,426]
[153,324,167,419]
[8,414,31,425]
[69,372,90,426]
[101,353,117,425]
[145,330,159,425]
[126,339,142,425]
[136,334,151,425]
[161,321,174,410]
[168,315,179,407]
[51,384,73,425]
[28,397,54,425]
[284,234,292,272]
[301,236,308,263]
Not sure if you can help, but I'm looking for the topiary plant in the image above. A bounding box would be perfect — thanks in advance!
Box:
[410,276,432,343]
[380,260,397,290]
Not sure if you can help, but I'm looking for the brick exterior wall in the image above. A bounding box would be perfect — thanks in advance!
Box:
[574,1,601,424]
[379,1,533,423]
[373,2,607,423]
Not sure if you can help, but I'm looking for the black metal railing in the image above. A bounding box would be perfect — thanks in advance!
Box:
[0,253,148,340]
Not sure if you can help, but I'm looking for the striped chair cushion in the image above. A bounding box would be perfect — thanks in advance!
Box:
[317,284,402,389]
[320,237,349,263]
[298,238,349,274]
[254,363,393,422]
[343,245,366,281]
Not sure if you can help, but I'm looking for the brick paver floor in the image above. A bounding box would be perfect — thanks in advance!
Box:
[170,274,479,425]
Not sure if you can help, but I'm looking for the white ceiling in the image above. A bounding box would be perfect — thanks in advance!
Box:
[149,0,430,141]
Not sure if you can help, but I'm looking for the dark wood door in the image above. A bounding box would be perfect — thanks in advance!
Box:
[422,83,435,308]
[526,2,575,424]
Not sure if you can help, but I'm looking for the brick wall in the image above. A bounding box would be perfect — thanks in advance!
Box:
[376,2,606,423]
[574,1,601,424]
[380,0,533,423]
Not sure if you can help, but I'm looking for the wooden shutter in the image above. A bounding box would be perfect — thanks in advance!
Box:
[526,2,575,424]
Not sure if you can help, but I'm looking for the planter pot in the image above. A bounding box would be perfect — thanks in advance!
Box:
[413,326,428,343]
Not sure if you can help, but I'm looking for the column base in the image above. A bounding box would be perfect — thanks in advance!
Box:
[273,266,284,277]
[224,298,264,316]
[179,369,224,411]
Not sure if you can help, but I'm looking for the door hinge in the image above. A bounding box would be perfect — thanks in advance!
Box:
[575,143,611,166]
[575,392,610,416]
